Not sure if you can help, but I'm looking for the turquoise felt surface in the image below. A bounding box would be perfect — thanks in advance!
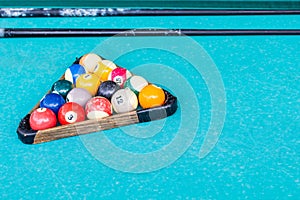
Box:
[0,15,299,199]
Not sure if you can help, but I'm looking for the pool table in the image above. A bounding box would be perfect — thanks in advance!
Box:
[0,5,299,199]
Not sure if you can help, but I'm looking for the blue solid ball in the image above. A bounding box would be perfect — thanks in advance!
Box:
[65,64,86,85]
[40,93,66,115]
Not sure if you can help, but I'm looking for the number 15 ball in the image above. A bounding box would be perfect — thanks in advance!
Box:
[109,67,132,87]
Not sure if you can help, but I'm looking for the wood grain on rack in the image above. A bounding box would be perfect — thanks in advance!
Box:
[33,111,139,144]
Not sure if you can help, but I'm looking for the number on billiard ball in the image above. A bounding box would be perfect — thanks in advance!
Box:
[58,102,85,125]
[76,73,101,96]
[108,67,132,88]
[29,108,57,130]
[111,88,138,113]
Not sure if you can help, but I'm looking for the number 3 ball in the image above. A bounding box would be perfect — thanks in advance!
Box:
[29,108,57,130]
[40,93,66,114]
[138,84,166,109]
[64,64,86,85]
[111,88,138,113]
[85,97,112,119]
[58,102,85,125]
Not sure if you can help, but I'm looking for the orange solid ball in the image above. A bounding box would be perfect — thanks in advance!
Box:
[138,84,165,109]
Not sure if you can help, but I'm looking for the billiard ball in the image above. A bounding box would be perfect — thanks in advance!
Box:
[58,102,85,125]
[124,75,148,95]
[138,84,165,109]
[111,88,138,113]
[76,73,101,96]
[79,53,102,73]
[51,80,74,99]
[108,67,132,87]
[66,88,92,107]
[29,108,57,130]
[85,97,112,119]
[97,80,120,101]
[94,60,117,82]
[40,93,66,114]
[64,64,86,85]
